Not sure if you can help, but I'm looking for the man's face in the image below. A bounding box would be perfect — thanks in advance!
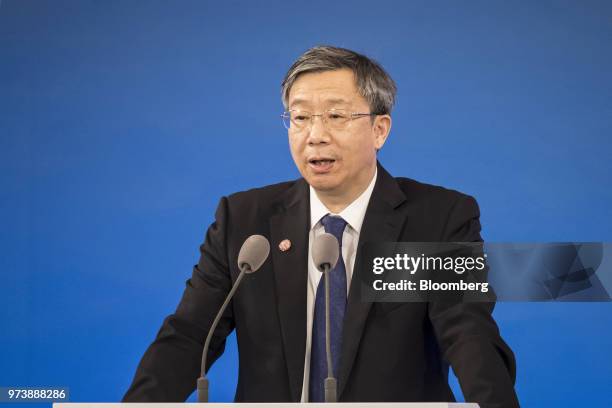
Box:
[287,69,390,200]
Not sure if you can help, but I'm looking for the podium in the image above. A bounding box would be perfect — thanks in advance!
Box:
[55,404,479,407]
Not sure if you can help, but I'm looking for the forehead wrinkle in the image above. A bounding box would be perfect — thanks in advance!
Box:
[289,97,311,108]
[289,94,355,110]
[288,73,365,110]
[322,98,353,108]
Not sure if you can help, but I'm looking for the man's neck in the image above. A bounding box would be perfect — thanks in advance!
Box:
[315,193,350,214]
[314,168,377,214]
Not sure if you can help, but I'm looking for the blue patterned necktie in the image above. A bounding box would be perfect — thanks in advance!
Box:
[309,214,348,402]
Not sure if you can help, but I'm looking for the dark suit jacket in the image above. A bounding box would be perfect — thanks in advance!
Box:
[123,164,519,407]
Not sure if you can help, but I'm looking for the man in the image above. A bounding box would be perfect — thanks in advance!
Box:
[124,46,519,407]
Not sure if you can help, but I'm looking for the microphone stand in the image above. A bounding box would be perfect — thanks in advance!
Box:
[322,262,337,403]
[197,266,249,403]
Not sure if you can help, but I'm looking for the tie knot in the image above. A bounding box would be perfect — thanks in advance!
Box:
[321,215,348,244]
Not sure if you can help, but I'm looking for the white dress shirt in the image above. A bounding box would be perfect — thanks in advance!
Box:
[300,168,378,402]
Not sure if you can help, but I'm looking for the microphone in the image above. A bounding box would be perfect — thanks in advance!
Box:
[197,234,270,403]
[312,232,341,403]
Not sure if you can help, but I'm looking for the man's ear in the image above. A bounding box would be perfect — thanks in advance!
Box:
[373,114,392,150]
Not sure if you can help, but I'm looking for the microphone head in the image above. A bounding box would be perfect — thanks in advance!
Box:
[312,233,340,273]
[237,234,270,273]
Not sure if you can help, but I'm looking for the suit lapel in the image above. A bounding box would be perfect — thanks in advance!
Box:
[269,179,310,402]
[338,164,407,398]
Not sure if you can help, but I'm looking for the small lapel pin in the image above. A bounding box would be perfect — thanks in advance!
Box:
[278,239,291,252]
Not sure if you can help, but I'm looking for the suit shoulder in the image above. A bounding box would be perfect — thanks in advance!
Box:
[226,179,298,200]
[222,179,303,215]
[392,177,482,239]
[394,176,478,207]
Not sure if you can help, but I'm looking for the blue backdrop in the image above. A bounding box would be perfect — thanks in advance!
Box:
[1,1,611,407]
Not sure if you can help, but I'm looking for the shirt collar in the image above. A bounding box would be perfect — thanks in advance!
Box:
[309,167,378,233]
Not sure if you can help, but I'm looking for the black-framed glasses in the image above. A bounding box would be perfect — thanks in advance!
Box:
[281,109,376,131]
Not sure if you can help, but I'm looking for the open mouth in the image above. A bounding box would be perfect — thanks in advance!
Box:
[308,158,336,172]
[309,159,335,165]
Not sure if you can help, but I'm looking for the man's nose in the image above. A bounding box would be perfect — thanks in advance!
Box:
[306,115,330,145]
